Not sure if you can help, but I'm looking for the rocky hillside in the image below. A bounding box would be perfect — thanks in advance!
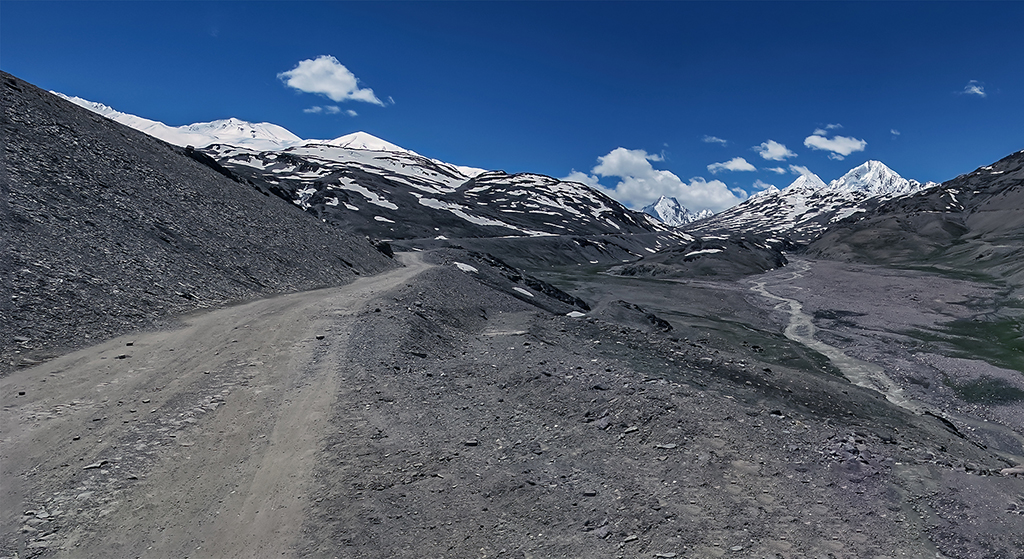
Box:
[807,150,1024,292]
[1,72,396,373]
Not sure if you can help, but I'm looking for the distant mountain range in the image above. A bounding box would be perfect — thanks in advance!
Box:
[57,90,950,248]
[687,161,938,243]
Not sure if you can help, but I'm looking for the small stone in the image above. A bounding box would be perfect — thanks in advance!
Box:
[125,341,134,346]
[115,354,128,359]
[142,399,151,404]
[654,443,677,449]
[582,490,598,497]
[129,409,137,413]
[464,439,479,447]
[18,391,25,396]
[730,545,744,551]
[315,335,325,340]
[624,426,639,434]
[624,534,638,542]
[82,460,109,470]
[72,435,80,441]
[654,554,677,558]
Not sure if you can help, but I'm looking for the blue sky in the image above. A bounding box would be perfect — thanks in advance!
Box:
[3,1,1022,212]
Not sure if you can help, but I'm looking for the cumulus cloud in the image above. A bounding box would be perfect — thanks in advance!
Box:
[278,55,384,105]
[564,147,746,212]
[804,131,867,158]
[754,140,797,161]
[962,80,986,97]
[767,167,787,174]
[702,135,728,145]
[707,157,756,174]
[325,106,342,114]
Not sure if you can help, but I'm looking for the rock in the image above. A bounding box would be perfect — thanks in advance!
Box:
[624,534,638,543]
[582,490,598,497]
[82,460,109,470]
[116,354,128,359]
[1001,466,1024,477]
[730,545,744,551]
[654,443,678,449]
[13,336,31,343]
[654,554,678,558]
[464,439,479,447]
[142,398,151,403]
[315,335,325,340]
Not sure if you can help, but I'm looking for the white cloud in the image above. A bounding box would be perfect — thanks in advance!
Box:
[278,55,384,105]
[788,165,815,177]
[754,140,797,161]
[767,167,787,174]
[811,124,844,136]
[753,179,775,191]
[347,109,358,117]
[804,133,867,157]
[702,135,728,145]
[325,106,342,114]
[303,106,323,114]
[890,129,900,137]
[565,147,746,212]
[962,80,986,97]
[707,157,756,174]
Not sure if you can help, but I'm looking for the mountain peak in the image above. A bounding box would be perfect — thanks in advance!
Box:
[828,160,923,196]
[642,196,712,226]
[324,131,417,154]
[786,171,827,192]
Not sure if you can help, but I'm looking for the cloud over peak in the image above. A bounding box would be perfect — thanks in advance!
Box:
[565,147,745,213]
[278,55,385,105]
[803,128,867,161]
[754,140,797,161]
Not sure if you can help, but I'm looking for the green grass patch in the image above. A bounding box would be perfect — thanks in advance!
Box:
[907,317,1024,373]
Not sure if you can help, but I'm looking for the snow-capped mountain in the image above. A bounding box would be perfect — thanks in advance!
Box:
[641,196,713,226]
[51,91,659,239]
[208,141,661,240]
[52,92,303,151]
[687,161,935,243]
[829,160,935,196]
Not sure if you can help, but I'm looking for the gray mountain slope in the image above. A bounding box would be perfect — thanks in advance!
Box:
[1,72,396,373]
[807,150,1024,293]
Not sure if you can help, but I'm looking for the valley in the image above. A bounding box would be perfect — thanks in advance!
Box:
[3,71,1024,558]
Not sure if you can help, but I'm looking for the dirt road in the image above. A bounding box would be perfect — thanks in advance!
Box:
[1,254,430,558]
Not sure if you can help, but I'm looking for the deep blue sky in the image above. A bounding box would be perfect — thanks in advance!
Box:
[3,1,1022,211]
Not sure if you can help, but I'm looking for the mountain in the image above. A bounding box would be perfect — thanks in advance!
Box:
[51,92,303,151]
[687,161,934,243]
[3,72,395,373]
[52,92,657,242]
[641,196,713,226]
[808,150,1024,293]
[207,140,661,241]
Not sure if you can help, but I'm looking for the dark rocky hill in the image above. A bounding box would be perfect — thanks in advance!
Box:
[807,150,1024,293]
[1,72,396,374]
[608,236,789,279]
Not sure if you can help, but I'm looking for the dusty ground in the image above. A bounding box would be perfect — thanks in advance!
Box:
[3,252,1023,558]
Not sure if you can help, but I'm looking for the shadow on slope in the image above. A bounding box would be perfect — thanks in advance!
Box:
[1,72,396,374]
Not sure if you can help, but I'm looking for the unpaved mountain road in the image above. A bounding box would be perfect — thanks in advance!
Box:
[1,254,431,558]
[4,250,1024,559]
